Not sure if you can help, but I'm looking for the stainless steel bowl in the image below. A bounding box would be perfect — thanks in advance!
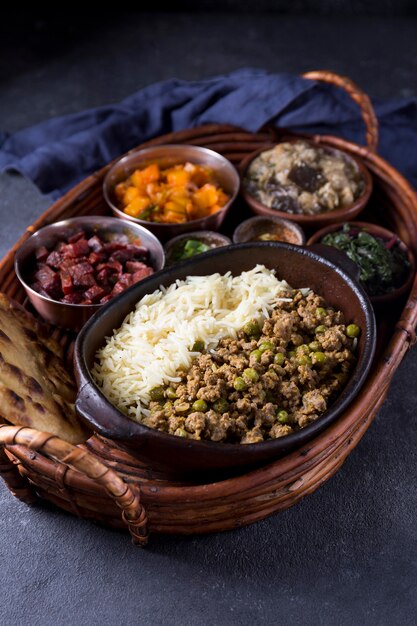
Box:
[15,216,165,332]
[103,144,240,241]
[164,230,232,266]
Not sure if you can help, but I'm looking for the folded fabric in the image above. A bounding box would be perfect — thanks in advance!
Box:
[1,68,416,197]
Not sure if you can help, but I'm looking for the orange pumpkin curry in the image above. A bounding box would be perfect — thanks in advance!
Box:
[115,162,230,224]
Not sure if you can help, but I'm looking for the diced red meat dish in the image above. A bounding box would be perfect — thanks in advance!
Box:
[29,228,154,305]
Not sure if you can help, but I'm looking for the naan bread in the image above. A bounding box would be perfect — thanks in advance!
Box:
[0,293,89,444]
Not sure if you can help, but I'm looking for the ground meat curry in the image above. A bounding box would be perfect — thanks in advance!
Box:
[143,288,360,444]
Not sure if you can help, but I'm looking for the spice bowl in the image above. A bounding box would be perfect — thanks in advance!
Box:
[307,221,415,305]
[233,215,305,245]
[103,144,240,241]
[239,139,373,230]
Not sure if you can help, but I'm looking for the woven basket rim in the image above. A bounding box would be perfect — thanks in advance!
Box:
[0,71,416,540]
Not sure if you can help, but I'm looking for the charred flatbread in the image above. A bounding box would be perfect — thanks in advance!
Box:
[0,293,88,444]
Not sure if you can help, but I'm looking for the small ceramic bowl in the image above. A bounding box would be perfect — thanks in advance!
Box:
[164,230,232,266]
[307,221,415,305]
[74,242,376,474]
[103,144,240,241]
[233,215,305,245]
[239,139,373,230]
[15,216,165,331]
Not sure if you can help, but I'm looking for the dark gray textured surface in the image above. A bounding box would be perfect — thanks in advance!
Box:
[1,13,417,626]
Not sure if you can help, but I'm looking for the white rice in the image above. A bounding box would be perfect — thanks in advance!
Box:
[92,265,292,420]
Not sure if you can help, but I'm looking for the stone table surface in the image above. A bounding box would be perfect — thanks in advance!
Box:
[0,13,417,626]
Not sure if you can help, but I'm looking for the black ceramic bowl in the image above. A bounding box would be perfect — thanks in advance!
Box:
[74,243,376,474]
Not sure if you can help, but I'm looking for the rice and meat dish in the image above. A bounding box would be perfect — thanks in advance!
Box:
[244,141,364,215]
[92,266,359,444]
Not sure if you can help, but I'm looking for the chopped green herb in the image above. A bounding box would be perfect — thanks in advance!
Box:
[322,224,410,296]
[174,239,211,261]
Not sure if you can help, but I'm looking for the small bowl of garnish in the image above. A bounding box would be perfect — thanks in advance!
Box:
[15,216,165,331]
[164,231,232,266]
[240,140,372,229]
[307,221,415,304]
[233,215,305,245]
[104,144,240,240]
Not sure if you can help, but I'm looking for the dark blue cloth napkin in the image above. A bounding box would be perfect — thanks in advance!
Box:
[1,68,417,198]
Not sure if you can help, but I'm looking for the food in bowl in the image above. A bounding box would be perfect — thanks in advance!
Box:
[233,216,305,245]
[15,216,165,331]
[29,227,154,305]
[103,145,240,241]
[319,223,411,297]
[171,238,211,260]
[92,265,359,444]
[114,161,230,224]
[243,141,365,216]
[164,230,232,266]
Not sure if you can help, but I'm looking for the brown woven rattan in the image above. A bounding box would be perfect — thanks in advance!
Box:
[1,71,416,545]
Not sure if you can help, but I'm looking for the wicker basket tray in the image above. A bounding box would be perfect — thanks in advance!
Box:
[1,71,417,546]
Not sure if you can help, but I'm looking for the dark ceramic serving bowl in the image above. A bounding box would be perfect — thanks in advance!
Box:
[74,243,376,474]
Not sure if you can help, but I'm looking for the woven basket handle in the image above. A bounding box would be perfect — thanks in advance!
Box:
[302,70,379,152]
[0,425,149,546]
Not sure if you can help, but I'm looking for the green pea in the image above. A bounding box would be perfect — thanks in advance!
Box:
[346,324,360,338]
[250,349,263,363]
[213,398,229,414]
[233,377,247,391]
[259,341,274,353]
[192,399,208,412]
[192,340,205,352]
[149,386,165,402]
[274,352,286,365]
[313,351,326,364]
[243,367,259,382]
[166,387,177,400]
[164,401,173,412]
[288,350,296,359]
[243,320,260,336]
[296,344,309,355]
[277,410,289,424]
[316,307,326,318]
[315,325,327,334]
[298,355,312,366]
[175,428,188,438]
[309,341,321,352]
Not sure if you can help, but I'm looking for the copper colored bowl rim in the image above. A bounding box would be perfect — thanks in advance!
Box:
[74,242,377,472]
[239,139,373,225]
